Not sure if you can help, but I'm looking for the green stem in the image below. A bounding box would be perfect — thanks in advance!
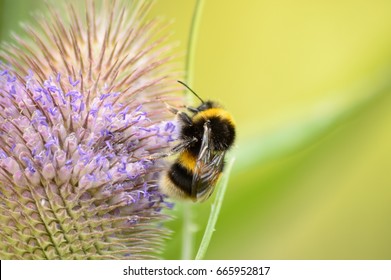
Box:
[195,157,236,260]
[181,203,195,259]
[185,0,204,89]
[181,0,205,260]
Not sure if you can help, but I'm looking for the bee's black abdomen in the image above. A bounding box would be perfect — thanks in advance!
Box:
[167,162,193,197]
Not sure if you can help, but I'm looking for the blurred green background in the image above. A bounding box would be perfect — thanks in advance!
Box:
[1,0,391,259]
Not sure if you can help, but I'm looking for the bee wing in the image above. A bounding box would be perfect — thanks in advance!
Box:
[194,151,225,202]
[191,121,225,202]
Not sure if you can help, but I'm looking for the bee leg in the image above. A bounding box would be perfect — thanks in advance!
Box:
[164,103,192,125]
[171,137,197,152]
[177,112,193,126]
[146,151,175,160]
[186,106,199,113]
[147,137,198,160]
[164,102,179,115]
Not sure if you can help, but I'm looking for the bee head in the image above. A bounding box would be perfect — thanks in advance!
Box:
[196,100,220,112]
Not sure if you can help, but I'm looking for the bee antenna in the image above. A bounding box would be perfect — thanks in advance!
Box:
[177,80,204,103]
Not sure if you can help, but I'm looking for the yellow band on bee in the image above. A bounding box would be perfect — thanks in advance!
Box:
[192,108,235,125]
[178,150,197,171]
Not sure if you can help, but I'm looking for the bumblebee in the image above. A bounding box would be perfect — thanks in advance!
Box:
[157,81,235,202]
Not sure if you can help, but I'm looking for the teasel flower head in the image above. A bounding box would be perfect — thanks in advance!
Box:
[0,0,183,259]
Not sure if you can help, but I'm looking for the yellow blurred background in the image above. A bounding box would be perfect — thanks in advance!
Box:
[1,0,391,259]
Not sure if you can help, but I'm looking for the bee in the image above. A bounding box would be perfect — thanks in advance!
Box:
[156,81,236,202]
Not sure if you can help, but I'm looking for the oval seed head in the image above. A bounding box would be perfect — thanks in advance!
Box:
[0,0,183,259]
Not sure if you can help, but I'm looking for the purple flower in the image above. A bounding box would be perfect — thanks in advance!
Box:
[0,1,182,259]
